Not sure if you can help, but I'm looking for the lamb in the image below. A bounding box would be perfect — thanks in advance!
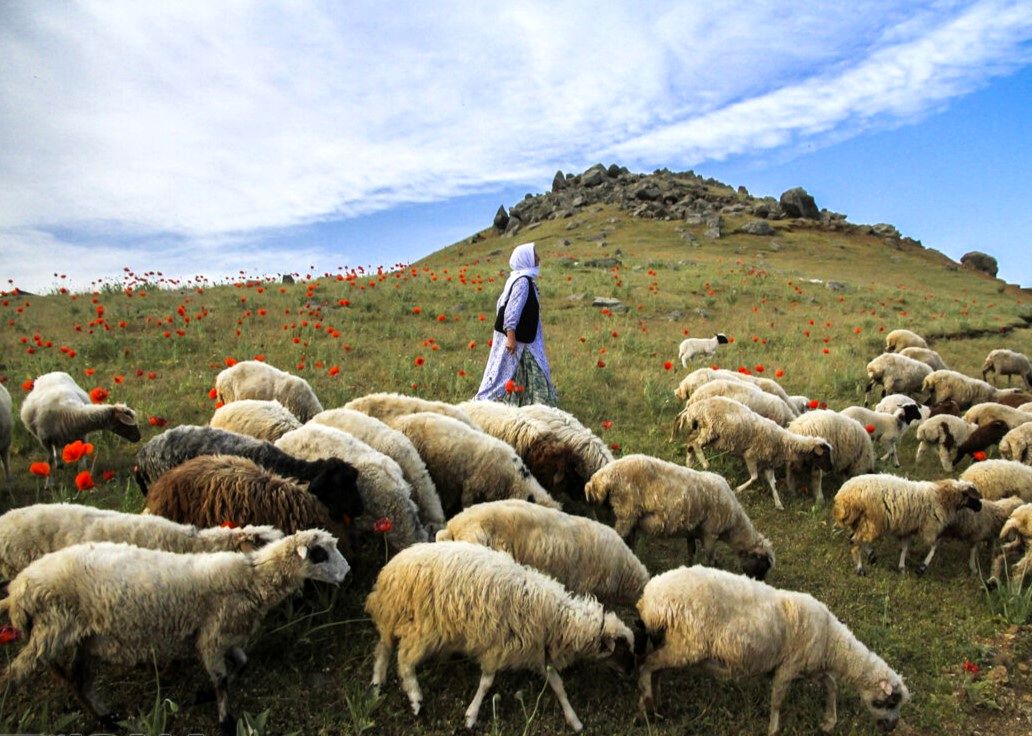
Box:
[387,412,560,516]
[677,333,729,366]
[959,459,1032,502]
[914,415,976,471]
[875,393,929,422]
[19,371,140,469]
[951,420,1011,466]
[785,411,876,503]
[673,367,792,404]
[344,392,479,428]
[675,397,833,510]
[941,496,1024,575]
[436,499,649,603]
[863,353,931,405]
[0,383,10,482]
[1000,423,1032,465]
[921,370,1002,410]
[898,346,947,371]
[686,379,797,426]
[275,424,427,550]
[215,360,323,422]
[209,399,301,441]
[584,454,774,579]
[832,475,982,575]
[635,566,909,735]
[841,405,921,467]
[365,541,634,732]
[884,328,928,352]
[962,402,1032,431]
[0,503,282,579]
[0,529,348,734]
[518,403,614,483]
[309,408,445,532]
[982,349,1032,389]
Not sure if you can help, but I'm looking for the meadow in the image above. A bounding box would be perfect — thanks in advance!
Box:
[1,197,1031,735]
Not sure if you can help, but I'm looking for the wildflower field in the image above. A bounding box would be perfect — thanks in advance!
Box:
[2,197,1031,734]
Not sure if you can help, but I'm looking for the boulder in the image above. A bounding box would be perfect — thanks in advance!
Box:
[960,251,998,277]
[703,215,723,239]
[580,164,608,187]
[552,170,567,191]
[633,184,662,201]
[871,223,900,239]
[825,281,848,292]
[493,206,510,230]
[739,220,775,236]
[779,187,819,219]
[583,257,622,268]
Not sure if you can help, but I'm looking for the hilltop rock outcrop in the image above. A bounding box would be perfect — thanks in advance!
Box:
[779,187,820,219]
[960,251,999,277]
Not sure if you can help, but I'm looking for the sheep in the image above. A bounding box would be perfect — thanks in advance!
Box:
[989,503,1032,589]
[941,496,1024,575]
[215,360,323,422]
[786,411,876,503]
[0,529,348,734]
[19,371,141,470]
[921,370,1001,410]
[518,403,614,483]
[209,399,301,441]
[962,402,1032,430]
[1000,423,1032,465]
[675,397,833,510]
[344,392,479,428]
[832,475,982,575]
[436,499,649,603]
[0,503,282,579]
[365,541,634,732]
[309,408,445,533]
[898,346,947,371]
[275,424,427,550]
[959,459,1032,502]
[673,367,791,404]
[874,393,929,422]
[884,328,928,352]
[841,405,920,467]
[787,395,813,415]
[863,353,931,405]
[1020,402,1032,413]
[951,420,1011,466]
[677,333,729,366]
[386,412,560,516]
[133,425,358,500]
[686,379,797,426]
[584,454,774,579]
[914,415,976,471]
[0,383,10,482]
[994,389,1032,408]
[982,348,1032,389]
[635,566,909,735]
[929,399,962,416]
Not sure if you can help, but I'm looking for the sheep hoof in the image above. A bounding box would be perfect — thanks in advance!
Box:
[855,567,867,577]
[915,563,928,576]
[985,578,999,592]
[866,550,877,564]
[820,718,837,733]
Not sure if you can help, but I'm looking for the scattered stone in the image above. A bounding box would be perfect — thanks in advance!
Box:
[871,223,900,238]
[493,205,509,230]
[592,297,624,307]
[684,213,704,225]
[825,281,848,292]
[692,308,712,320]
[779,187,819,219]
[703,215,723,239]
[739,220,775,236]
[666,310,686,321]
[768,240,783,252]
[738,185,749,196]
[580,163,608,187]
[566,292,587,302]
[487,249,503,257]
[583,258,622,268]
[633,184,662,201]
[961,251,999,277]
[551,170,567,192]
[468,233,482,244]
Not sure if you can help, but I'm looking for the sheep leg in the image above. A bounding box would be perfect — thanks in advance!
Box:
[819,673,838,733]
[915,542,938,575]
[897,539,910,573]
[936,445,954,472]
[52,646,115,728]
[371,635,394,692]
[637,644,678,715]
[200,649,234,736]
[545,666,583,732]
[699,533,717,565]
[763,468,784,511]
[915,440,926,464]
[767,667,795,736]
[397,639,427,716]
[734,458,759,494]
[464,669,496,729]
[968,545,979,577]
[850,541,873,575]
[810,467,824,504]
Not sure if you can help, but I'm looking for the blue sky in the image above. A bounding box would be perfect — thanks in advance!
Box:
[2,1,1030,291]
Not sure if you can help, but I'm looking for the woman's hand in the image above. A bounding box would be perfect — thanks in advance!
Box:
[505,329,517,354]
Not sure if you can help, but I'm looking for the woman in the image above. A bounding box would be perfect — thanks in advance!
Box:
[474,242,557,406]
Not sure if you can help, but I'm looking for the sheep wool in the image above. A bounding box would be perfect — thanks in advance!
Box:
[0,383,11,482]
[677,333,729,367]
[786,411,875,503]
[636,566,909,735]
[962,403,1032,431]
[518,403,614,482]
[898,347,947,371]
[365,541,634,732]
[863,353,931,405]
[687,379,796,426]
[1000,423,1032,465]
[942,496,1024,575]
[914,415,976,471]
[959,459,1032,502]
[673,368,792,404]
[344,392,479,428]
[921,370,1000,410]
[982,349,1032,389]
[990,503,1032,589]
[884,328,928,352]
[840,405,918,468]
[209,399,302,441]
[215,360,323,422]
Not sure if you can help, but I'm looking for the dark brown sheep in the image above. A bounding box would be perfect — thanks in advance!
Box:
[952,420,1011,466]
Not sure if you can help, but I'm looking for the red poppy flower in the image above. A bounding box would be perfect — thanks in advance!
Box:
[808,399,820,410]
[457,369,467,377]
[148,416,168,427]
[75,470,95,492]
[113,374,125,384]
[84,367,96,376]
[62,440,94,464]
[101,469,117,482]
[215,401,225,409]
[29,461,51,477]
[89,387,109,404]
[597,360,606,368]
[601,420,614,430]
[972,451,987,462]
[504,379,516,394]
[663,361,673,371]
[328,365,341,376]
[21,379,33,392]
[411,306,422,314]
[822,348,830,354]
[865,424,876,434]
[224,357,237,367]
[962,659,980,675]
[373,517,393,533]
[220,520,239,529]
[609,443,621,453]
[0,625,21,645]
[754,365,765,373]
[774,369,785,379]
[147,372,157,380]
[468,340,477,350]
[414,356,425,367]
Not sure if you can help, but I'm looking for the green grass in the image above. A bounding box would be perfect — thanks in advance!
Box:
[1,204,1031,734]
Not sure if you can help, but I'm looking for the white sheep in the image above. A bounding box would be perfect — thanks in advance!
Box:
[991,503,1032,588]
[884,328,928,352]
[962,402,1032,430]
[310,408,445,533]
[518,403,614,482]
[584,454,775,579]
[686,379,797,426]
[436,499,649,603]
[1020,402,1032,413]
[677,333,729,366]
[914,415,977,471]
[786,410,876,503]
[0,503,281,579]
[841,405,920,467]
[365,541,634,732]
[0,529,349,733]
[958,459,1032,502]
[635,566,909,735]
[898,346,947,371]
[921,370,1001,410]
[209,399,302,441]
[787,395,813,415]
[863,353,931,405]
[344,392,479,428]
[673,367,791,404]
[675,397,833,510]
[275,424,427,550]
[0,383,11,482]
[1000,423,1032,465]
[982,348,1032,389]
[942,496,1024,575]
[832,474,982,575]
[215,360,323,422]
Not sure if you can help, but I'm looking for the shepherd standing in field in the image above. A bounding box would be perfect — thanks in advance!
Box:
[474,242,558,406]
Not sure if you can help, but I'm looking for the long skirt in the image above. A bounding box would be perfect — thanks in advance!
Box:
[503,348,557,407]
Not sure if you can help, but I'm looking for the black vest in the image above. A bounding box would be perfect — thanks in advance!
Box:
[494,276,539,343]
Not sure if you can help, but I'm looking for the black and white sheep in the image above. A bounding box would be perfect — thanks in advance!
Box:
[677,333,729,366]
[841,405,921,467]
[914,415,976,471]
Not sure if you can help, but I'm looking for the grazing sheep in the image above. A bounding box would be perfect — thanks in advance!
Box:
[133,426,359,501]
[310,408,445,533]
[995,391,1032,408]
[518,403,614,483]
[963,402,1032,431]
[841,405,920,467]
[921,370,1001,410]
[437,499,649,603]
[387,412,559,516]
[1020,402,1032,413]
[20,371,140,469]
[365,541,634,732]
[215,360,323,422]
[344,392,478,428]
[884,328,928,352]
[0,529,348,734]
[786,411,876,503]
[942,496,1024,575]
[687,379,797,426]
[276,424,426,550]
[875,393,929,422]
[677,333,729,366]
[929,399,962,416]
[989,504,1032,590]
[0,383,10,482]
[914,415,977,471]
[635,566,909,735]
[675,397,832,510]
[0,503,281,579]
[863,353,931,405]
[585,454,774,579]
[673,368,791,404]
[832,475,982,575]
[1000,423,1032,465]
[787,395,813,415]
[982,349,1032,389]
[898,346,947,371]
[209,399,302,441]
[959,459,1032,502]
[951,420,1011,466]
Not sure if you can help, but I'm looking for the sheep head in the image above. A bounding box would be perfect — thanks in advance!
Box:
[804,440,834,473]
[738,536,775,581]
[860,676,909,732]
[939,480,981,513]
[591,610,635,676]
[109,405,142,442]
[308,458,363,522]
[583,473,610,506]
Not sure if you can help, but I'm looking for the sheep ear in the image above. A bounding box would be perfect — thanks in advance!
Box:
[113,407,136,425]
[879,680,893,696]
[297,545,309,560]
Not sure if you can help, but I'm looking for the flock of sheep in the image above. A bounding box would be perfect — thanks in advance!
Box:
[0,332,1030,734]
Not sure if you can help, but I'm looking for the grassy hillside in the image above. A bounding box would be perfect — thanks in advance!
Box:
[1,190,1031,735]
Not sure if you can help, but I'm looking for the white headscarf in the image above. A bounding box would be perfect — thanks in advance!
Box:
[496,242,539,309]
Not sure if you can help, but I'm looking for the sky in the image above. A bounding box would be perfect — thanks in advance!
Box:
[1,0,1030,292]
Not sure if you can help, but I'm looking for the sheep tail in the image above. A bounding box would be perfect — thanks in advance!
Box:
[832,499,862,531]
